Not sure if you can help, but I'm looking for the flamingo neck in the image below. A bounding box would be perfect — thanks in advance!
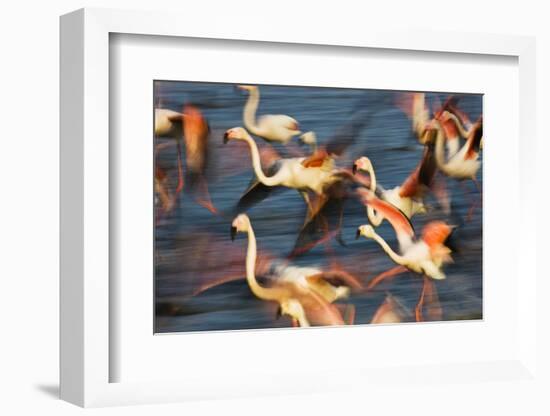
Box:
[309,143,318,154]
[362,165,383,226]
[445,112,470,138]
[243,89,263,136]
[241,135,281,186]
[370,231,407,266]
[308,139,318,154]
[245,225,278,301]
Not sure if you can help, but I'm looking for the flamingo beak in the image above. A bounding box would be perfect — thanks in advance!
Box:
[275,306,282,319]
[234,85,247,94]
[352,164,358,175]
[230,225,237,241]
[223,132,230,144]
[355,228,361,240]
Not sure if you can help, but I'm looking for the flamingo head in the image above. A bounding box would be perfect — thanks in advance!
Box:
[223,127,248,144]
[434,110,449,122]
[230,213,250,241]
[299,131,317,146]
[420,120,439,144]
[356,224,376,240]
[236,85,257,93]
[353,156,372,175]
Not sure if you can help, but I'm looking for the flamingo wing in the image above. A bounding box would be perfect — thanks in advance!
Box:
[307,270,364,290]
[324,108,371,157]
[258,114,300,131]
[371,294,413,324]
[357,188,415,240]
[258,143,283,168]
[301,149,330,168]
[290,180,352,257]
[413,93,431,138]
[421,221,454,259]
[290,198,343,257]
[187,240,277,297]
[235,160,286,211]
[465,118,483,160]
[182,104,210,175]
[297,288,346,326]
[439,96,460,115]
[398,143,437,198]
[236,181,285,212]
[396,92,430,140]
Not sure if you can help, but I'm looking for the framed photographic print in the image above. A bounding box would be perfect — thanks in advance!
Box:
[60,7,538,408]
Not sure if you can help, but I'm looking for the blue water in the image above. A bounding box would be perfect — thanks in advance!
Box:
[154,81,483,333]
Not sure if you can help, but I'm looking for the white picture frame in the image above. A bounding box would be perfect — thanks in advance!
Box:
[60,7,538,408]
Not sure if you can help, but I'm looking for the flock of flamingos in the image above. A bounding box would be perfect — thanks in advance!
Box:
[154,84,483,329]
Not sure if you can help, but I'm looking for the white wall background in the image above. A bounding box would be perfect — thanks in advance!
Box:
[0,1,548,415]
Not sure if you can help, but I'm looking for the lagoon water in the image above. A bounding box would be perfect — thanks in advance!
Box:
[154,81,483,333]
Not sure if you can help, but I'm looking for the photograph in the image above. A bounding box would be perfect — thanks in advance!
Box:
[153,81,483,333]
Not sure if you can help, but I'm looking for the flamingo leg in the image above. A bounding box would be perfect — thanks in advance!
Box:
[415,276,432,322]
[465,177,482,221]
[432,174,450,214]
[175,138,185,195]
[156,181,174,212]
[344,304,356,325]
[194,175,218,215]
[458,180,479,222]
[335,201,346,247]
[154,141,176,155]
[335,304,355,325]
[300,191,314,225]
[319,214,343,269]
[423,278,442,321]
[472,177,482,193]
[366,265,408,290]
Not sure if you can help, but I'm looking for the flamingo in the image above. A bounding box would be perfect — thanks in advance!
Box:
[181,104,218,214]
[425,114,483,220]
[230,213,349,327]
[355,189,454,321]
[370,292,442,324]
[155,105,218,214]
[437,97,475,138]
[285,111,375,254]
[429,95,483,161]
[398,92,464,158]
[223,127,342,220]
[191,247,362,324]
[352,143,436,225]
[237,85,301,143]
[426,114,483,181]
[370,294,412,324]
[155,108,185,193]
